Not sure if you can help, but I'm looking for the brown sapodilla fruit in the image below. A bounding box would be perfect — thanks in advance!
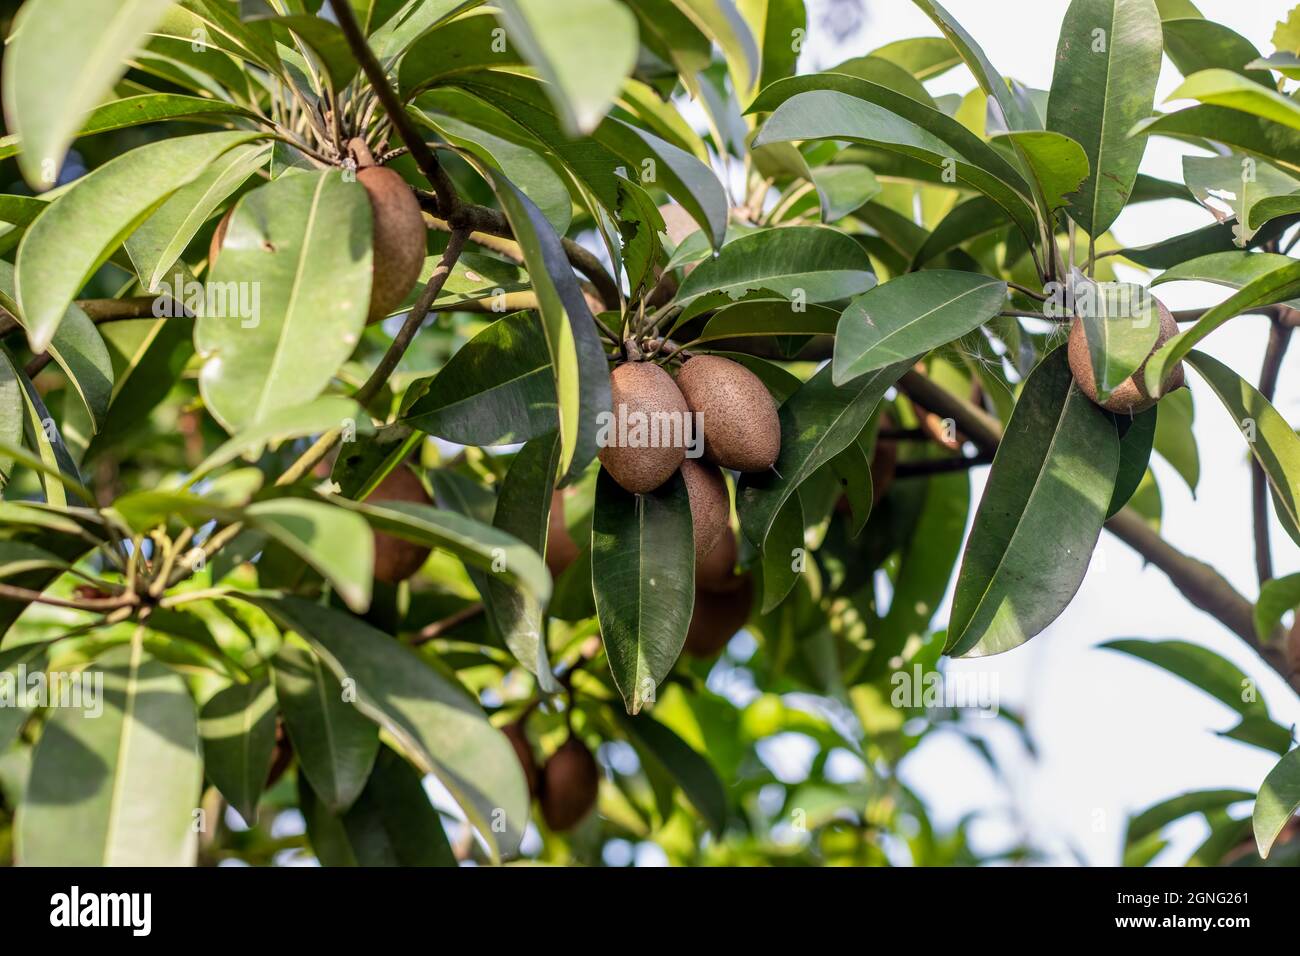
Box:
[696,526,738,592]
[681,458,729,559]
[357,165,427,325]
[675,355,780,472]
[208,168,427,327]
[685,572,754,659]
[539,736,599,832]
[1068,297,1185,414]
[367,465,433,584]
[503,720,540,799]
[598,361,689,493]
[545,489,580,579]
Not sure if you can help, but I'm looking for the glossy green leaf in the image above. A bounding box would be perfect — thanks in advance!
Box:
[198,680,277,826]
[0,644,47,750]
[674,225,876,321]
[1132,106,1300,175]
[266,15,358,91]
[1072,273,1162,401]
[1255,572,1300,643]
[869,36,961,80]
[991,130,1090,212]
[1045,0,1162,235]
[250,595,530,861]
[246,497,374,613]
[126,141,270,291]
[1168,68,1300,132]
[948,349,1119,658]
[592,468,695,714]
[475,434,561,691]
[1127,789,1253,844]
[485,169,610,484]
[1145,259,1300,396]
[496,0,638,134]
[402,311,557,446]
[833,271,1007,384]
[272,641,380,813]
[195,170,372,433]
[1254,747,1300,859]
[1181,155,1300,243]
[1109,407,1157,517]
[672,0,759,95]
[2,0,175,188]
[1183,350,1300,547]
[18,636,202,866]
[1102,637,1270,717]
[398,12,524,94]
[760,491,804,612]
[738,359,912,549]
[1163,16,1268,82]
[616,709,727,833]
[342,496,551,603]
[1151,386,1199,492]
[15,131,259,353]
[696,301,840,343]
[1153,250,1300,296]
[192,396,370,482]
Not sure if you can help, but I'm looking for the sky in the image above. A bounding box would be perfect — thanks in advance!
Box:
[795,0,1300,866]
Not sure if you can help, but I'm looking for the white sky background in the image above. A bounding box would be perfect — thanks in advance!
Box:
[793,0,1300,865]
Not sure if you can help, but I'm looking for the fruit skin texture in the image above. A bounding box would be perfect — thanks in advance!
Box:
[545,489,580,579]
[598,362,689,493]
[539,736,599,832]
[1067,297,1185,414]
[681,459,729,559]
[675,355,780,472]
[366,466,433,584]
[357,165,427,325]
[696,526,738,591]
[503,721,540,799]
[685,572,754,659]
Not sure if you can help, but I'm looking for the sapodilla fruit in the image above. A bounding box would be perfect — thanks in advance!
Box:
[681,458,729,559]
[545,489,580,579]
[503,720,540,799]
[598,362,689,494]
[207,165,425,326]
[675,355,780,472]
[1067,297,1185,414]
[539,736,599,832]
[696,525,738,592]
[367,465,433,584]
[685,572,754,659]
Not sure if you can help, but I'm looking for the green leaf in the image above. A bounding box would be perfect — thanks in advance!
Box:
[192,396,370,482]
[869,36,961,80]
[1167,68,1300,132]
[696,301,840,343]
[126,141,271,291]
[760,491,804,612]
[1144,259,1300,396]
[246,497,374,613]
[0,644,46,750]
[832,271,1007,384]
[1254,748,1300,859]
[496,0,639,135]
[1181,155,1300,243]
[250,595,530,860]
[990,130,1090,212]
[476,433,560,691]
[1132,106,1300,175]
[738,359,912,549]
[672,0,760,95]
[484,171,610,483]
[1256,572,1300,643]
[809,164,881,221]
[1152,387,1198,493]
[592,468,695,714]
[303,746,457,867]
[272,641,379,813]
[195,170,372,433]
[2,0,175,188]
[1045,0,1164,235]
[341,496,551,603]
[402,311,557,446]
[1163,16,1269,82]
[615,709,727,833]
[18,636,202,866]
[1127,788,1253,844]
[1182,350,1300,547]
[948,348,1119,658]
[912,196,1008,267]
[1102,637,1268,716]
[1153,250,1300,298]
[1072,273,1162,401]
[15,131,260,353]
[753,89,1039,239]
[198,680,277,826]
[911,0,1041,131]
[0,354,20,491]
[1109,407,1157,517]
[265,15,358,91]
[673,225,877,321]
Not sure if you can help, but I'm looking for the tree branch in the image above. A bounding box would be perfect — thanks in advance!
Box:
[1254,318,1293,585]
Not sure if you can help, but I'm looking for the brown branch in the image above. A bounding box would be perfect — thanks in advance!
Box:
[894,453,993,478]
[327,0,460,217]
[0,582,137,612]
[411,602,484,646]
[1254,318,1293,585]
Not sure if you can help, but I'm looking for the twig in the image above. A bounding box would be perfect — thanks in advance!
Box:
[1253,318,1292,585]
[894,453,993,478]
[0,582,137,612]
[411,602,485,645]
